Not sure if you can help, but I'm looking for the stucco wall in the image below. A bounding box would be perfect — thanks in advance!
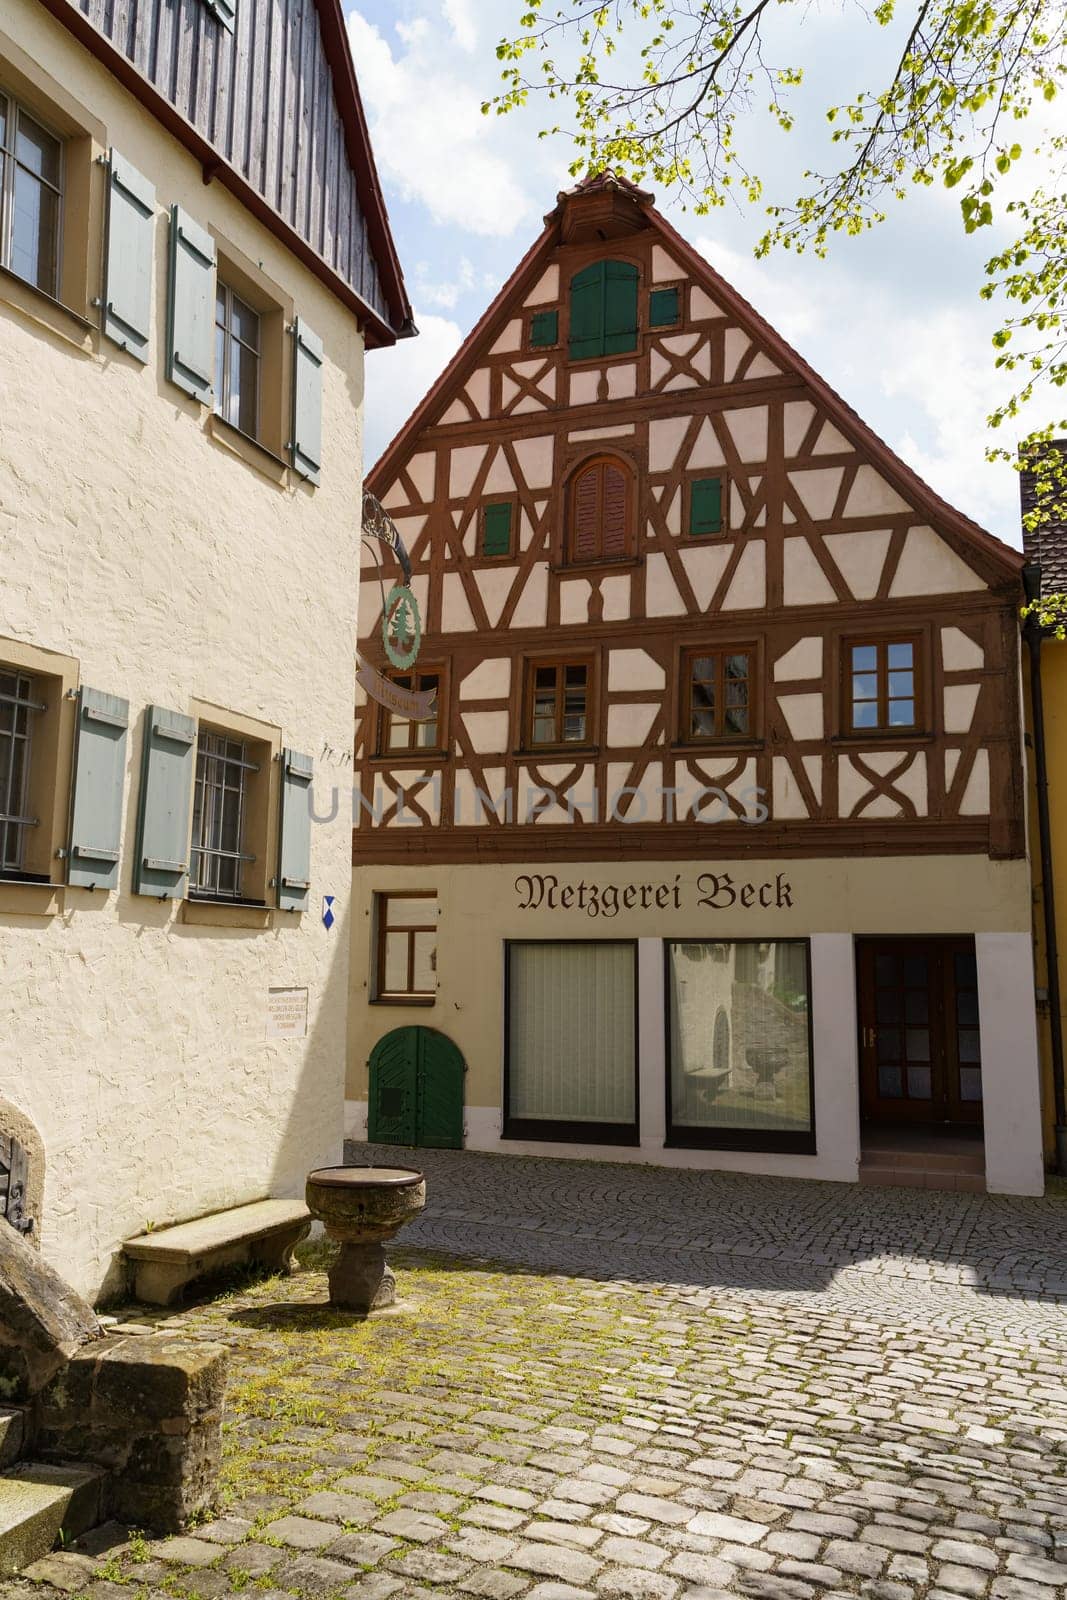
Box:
[0,0,365,1299]
[346,855,1040,1190]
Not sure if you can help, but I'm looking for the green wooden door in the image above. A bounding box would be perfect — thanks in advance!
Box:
[368,1026,465,1149]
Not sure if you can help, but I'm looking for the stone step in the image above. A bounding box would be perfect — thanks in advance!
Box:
[0,1464,107,1577]
[859,1163,986,1193]
[0,1410,28,1469]
[860,1146,985,1174]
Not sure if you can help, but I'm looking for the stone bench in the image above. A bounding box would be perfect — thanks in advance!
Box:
[124,1199,311,1305]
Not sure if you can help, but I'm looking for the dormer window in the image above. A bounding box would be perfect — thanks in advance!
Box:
[568,259,638,360]
[568,456,633,564]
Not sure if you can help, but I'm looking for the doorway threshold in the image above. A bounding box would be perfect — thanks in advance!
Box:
[859,1125,985,1193]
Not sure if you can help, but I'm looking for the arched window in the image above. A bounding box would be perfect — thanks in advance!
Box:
[568,456,633,564]
[569,259,639,359]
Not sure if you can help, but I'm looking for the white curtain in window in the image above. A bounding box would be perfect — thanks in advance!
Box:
[508,943,635,1124]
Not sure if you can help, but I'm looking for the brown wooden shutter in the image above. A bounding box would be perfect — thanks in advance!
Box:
[602,463,629,558]
[573,466,600,561]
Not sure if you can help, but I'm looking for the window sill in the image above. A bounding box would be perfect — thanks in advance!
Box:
[0,263,94,354]
[370,995,436,1007]
[369,751,449,765]
[515,744,600,759]
[672,738,762,754]
[831,731,933,747]
[182,899,273,929]
[0,878,61,917]
[207,413,289,484]
[550,557,642,577]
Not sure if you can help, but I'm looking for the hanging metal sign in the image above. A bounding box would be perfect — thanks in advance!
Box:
[359,490,435,722]
[356,659,437,719]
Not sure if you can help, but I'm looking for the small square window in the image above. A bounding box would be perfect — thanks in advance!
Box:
[844,637,921,733]
[527,661,591,747]
[375,893,437,1001]
[379,671,441,754]
[529,309,558,348]
[649,287,680,327]
[683,649,753,741]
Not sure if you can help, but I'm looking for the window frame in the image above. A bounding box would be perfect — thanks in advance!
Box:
[663,938,817,1154]
[527,308,559,350]
[214,277,261,443]
[0,669,43,878]
[0,88,64,300]
[523,657,596,752]
[840,632,924,737]
[567,257,640,362]
[376,666,445,758]
[207,236,293,472]
[0,637,77,898]
[374,891,438,1005]
[566,453,635,566]
[504,938,640,1145]
[679,643,759,746]
[189,728,260,903]
[481,499,515,559]
[185,702,280,913]
[686,471,728,538]
[648,283,683,328]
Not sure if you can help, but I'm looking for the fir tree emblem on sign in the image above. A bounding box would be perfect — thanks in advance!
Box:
[383,583,422,670]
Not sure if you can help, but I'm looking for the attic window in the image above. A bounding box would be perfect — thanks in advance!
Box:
[568,260,639,360]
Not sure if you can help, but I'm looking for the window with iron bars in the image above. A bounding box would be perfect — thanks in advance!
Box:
[190,730,259,900]
[0,669,42,876]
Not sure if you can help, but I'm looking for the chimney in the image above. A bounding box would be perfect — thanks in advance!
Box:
[1020,440,1067,593]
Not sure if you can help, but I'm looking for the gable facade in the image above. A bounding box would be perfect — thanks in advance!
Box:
[348,174,1044,1197]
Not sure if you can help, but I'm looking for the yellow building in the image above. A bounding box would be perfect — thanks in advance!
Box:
[0,0,411,1297]
[1021,452,1067,1176]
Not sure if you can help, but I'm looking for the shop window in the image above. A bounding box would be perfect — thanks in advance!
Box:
[0,91,62,296]
[505,941,638,1142]
[666,940,815,1151]
[375,893,437,1003]
[845,637,920,732]
[569,259,639,360]
[379,671,441,754]
[526,660,591,748]
[568,456,633,563]
[682,648,753,741]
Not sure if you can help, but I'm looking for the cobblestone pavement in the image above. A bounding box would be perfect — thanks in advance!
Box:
[11,1148,1067,1600]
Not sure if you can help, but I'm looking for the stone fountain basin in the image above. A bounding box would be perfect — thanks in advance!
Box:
[305,1166,425,1244]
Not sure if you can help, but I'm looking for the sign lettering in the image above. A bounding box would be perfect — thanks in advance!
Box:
[514,871,794,919]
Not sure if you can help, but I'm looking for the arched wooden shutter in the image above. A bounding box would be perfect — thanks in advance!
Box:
[573,464,600,561]
[569,457,631,562]
[602,462,628,559]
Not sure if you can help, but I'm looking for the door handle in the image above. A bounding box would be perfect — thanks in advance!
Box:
[862,1026,878,1049]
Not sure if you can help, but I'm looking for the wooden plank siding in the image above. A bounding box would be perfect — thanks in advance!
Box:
[71,0,392,327]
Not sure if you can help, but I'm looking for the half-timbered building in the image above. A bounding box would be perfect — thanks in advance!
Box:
[349,171,1044,1195]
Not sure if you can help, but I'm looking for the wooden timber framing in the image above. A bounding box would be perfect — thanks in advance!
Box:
[355,171,1026,865]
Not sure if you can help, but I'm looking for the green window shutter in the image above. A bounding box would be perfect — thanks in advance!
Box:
[649,287,680,328]
[603,260,639,354]
[202,0,236,29]
[529,310,558,348]
[291,319,323,484]
[102,152,155,362]
[67,687,129,892]
[483,502,512,557]
[569,262,605,360]
[134,707,196,898]
[690,476,723,536]
[277,749,313,911]
[166,205,215,404]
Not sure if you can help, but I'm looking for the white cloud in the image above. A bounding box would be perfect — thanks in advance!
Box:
[443,0,478,50]
[363,312,464,470]
[346,9,534,236]
[412,256,502,310]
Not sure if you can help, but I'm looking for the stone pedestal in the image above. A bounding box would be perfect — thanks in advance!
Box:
[305,1166,425,1314]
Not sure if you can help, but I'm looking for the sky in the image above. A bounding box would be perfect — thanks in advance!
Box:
[350,0,1061,548]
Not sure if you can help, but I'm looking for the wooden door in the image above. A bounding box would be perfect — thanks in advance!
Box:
[857,938,982,1125]
[368,1026,464,1149]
